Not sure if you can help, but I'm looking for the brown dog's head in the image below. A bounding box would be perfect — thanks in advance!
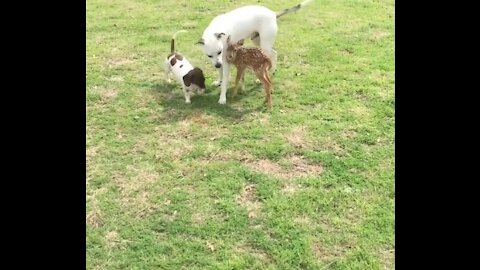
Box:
[183,67,206,91]
[225,35,245,62]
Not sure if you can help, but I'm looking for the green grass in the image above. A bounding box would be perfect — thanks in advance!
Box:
[86,0,394,269]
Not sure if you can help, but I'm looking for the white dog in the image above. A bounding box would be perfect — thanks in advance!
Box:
[197,0,315,104]
[164,30,206,103]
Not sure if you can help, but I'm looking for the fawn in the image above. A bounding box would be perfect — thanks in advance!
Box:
[225,35,273,107]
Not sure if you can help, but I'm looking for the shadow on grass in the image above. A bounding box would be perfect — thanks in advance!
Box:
[149,81,267,123]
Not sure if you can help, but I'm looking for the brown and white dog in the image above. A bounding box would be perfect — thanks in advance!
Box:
[164,30,206,103]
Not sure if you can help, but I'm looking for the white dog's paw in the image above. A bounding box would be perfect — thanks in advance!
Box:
[218,97,227,104]
[185,99,191,104]
[255,79,261,84]
[213,80,222,87]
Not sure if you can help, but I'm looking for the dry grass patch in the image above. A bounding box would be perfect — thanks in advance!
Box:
[86,206,104,228]
[294,215,313,226]
[235,184,261,219]
[379,248,395,270]
[100,88,118,103]
[112,166,159,218]
[311,238,355,261]
[86,188,108,228]
[86,145,101,184]
[107,57,135,68]
[152,126,194,158]
[288,155,323,176]
[286,126,313,149]
[245,155,323,181]
[234,242,271,261]
[342,130,357,139]
[350,104,371,118]
[316,137,347,156]
[105,231,126,249]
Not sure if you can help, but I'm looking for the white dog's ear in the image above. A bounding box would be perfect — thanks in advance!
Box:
[214,32,225,39]
[196,38,205,45]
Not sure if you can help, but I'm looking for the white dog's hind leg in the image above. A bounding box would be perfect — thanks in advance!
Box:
[259,22,278,73]
[269,48,278,73]
[218,62,230,104]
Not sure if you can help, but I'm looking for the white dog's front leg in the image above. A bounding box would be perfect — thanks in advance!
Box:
[213,67,223,87]
[218,63,230,104]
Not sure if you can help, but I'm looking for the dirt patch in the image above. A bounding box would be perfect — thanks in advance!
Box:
[245,155,323,180]
[288,155,323,175]
[235,184,261,218]
[251,159,285,176]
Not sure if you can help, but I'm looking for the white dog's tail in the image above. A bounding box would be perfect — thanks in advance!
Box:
[276,0,315,19]
[171,30,188,53]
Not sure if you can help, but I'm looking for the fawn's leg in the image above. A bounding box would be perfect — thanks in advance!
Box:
[233,66,245,97]
[257,68,272,108]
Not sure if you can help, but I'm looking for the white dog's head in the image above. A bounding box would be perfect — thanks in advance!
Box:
[197,32,226,69]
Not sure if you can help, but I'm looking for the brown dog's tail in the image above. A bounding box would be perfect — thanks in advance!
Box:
[276,0,315,19]
[171,30,188,53]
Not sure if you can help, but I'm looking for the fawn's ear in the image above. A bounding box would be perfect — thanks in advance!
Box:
[226,35,231,44]
[237,39,245,46]
[195,38,205,45]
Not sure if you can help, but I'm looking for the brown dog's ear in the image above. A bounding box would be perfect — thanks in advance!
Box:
[214,32,225,39]
[237,39,245,46]
[182,71,192,87]
[196,38,205,45]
